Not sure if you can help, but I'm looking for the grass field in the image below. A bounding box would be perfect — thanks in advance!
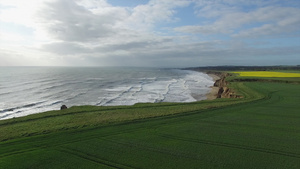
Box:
[0,73,299,168]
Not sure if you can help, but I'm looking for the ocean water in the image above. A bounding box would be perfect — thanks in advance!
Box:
[0,67,214,120]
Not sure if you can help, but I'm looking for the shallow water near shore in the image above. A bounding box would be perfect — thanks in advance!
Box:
[0,67,214,120]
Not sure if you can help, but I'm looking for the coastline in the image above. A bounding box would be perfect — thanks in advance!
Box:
[206,73,221,100]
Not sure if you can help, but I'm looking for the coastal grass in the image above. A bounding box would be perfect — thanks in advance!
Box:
[0,98,245,141]
[0,74,300,168]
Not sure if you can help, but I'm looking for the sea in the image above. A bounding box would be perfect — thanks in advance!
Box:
[0,67,214,120]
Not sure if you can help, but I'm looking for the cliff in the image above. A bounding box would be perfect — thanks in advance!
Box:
[212,72,242,99]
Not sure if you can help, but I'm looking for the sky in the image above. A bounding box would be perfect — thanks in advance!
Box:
[0,0,299,67]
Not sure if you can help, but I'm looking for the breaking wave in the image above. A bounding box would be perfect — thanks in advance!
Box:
[0,67,214,120]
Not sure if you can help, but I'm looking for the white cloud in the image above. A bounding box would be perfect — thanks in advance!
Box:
[0,0,45,28]
[0,0,299,67]
[174,25,226,34]
[0,46,59,66]
[122,0,191,30]
[175,5,300,38]
[0,31,25,42]
[42,42,90,55]
[35,0,124,42]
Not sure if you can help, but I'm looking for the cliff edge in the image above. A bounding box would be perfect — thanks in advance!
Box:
[211,72,242,99]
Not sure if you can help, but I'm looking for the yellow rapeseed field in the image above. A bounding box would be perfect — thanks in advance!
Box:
[233,71,300,77]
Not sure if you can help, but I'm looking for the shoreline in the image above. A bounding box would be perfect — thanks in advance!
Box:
[206,73,221,100]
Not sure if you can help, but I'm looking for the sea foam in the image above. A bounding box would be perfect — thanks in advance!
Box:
[0,67,214,120]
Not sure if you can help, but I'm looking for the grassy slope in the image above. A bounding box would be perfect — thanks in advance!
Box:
[0,76,300,168]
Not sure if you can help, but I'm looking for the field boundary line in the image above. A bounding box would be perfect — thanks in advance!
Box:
[158,134,300,158]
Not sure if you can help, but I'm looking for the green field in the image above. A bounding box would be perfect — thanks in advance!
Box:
[0,74,299,168]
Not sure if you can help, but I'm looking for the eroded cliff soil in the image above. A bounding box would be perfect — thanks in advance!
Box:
[211,72,242,99]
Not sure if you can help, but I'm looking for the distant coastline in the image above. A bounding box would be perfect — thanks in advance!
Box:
[182,65,300,72]
[184,65,300,101]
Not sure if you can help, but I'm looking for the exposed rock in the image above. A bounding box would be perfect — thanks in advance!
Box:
[214,78,228,87]
[60,105,67,110]
[211,72,242,99]
[213,73,229,87]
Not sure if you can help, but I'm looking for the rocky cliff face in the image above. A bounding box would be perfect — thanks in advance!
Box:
[213,73,242,99]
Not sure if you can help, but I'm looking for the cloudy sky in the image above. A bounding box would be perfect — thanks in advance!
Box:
[0,0,299,67]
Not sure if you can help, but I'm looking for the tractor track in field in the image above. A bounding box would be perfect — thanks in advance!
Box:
[149,90,300,159]
[0,148,38,158]
[57,147,136,169]
[0,127,143,158]
[157,134,300,159]
[99,137,201,161]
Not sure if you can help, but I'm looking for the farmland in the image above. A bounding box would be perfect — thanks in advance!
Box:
[233,71,300,77]
[0,71,300,168]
